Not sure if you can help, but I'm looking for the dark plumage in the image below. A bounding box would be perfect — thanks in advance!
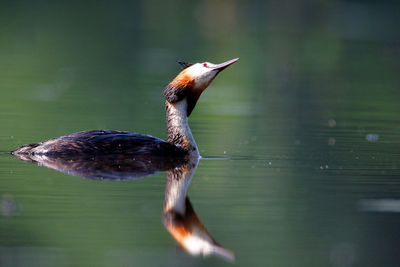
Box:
[12,130,186,158]
[163,82,189,104]
[12,134,188,180]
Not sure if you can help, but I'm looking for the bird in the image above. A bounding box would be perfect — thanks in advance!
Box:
[11,58,239,160]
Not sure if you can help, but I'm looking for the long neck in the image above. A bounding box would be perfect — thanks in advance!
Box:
[165,99,199,156]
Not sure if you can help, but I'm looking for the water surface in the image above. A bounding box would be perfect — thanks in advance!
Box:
[1,1,400,266]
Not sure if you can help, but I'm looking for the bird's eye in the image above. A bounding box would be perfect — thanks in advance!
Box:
[203,63,207,67]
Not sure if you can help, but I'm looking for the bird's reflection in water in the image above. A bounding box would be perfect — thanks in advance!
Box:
[163,156,234,261]
[13,153,234,261]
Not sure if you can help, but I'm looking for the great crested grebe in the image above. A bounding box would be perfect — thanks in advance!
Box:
[12,58,238,159]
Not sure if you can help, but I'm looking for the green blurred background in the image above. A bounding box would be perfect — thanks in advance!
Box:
[1,0,400,266]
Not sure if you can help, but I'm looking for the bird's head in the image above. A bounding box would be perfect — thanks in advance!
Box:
[164,58,239,116]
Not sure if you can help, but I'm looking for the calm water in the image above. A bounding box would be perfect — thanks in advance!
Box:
[1,1,400,266]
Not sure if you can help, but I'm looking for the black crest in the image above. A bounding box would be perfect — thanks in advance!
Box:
[177,61,193,69]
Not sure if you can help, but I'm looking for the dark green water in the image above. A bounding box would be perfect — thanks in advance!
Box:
[1,1,400,266]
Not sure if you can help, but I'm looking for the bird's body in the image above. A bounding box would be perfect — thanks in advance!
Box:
[12,58,238,160]
[12,130,186,158]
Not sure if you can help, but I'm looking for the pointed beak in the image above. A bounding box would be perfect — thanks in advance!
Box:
[212,58,239,72]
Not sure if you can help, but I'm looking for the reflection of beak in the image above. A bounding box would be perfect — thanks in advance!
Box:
[212,58,239,72]
[212,245,235,262]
